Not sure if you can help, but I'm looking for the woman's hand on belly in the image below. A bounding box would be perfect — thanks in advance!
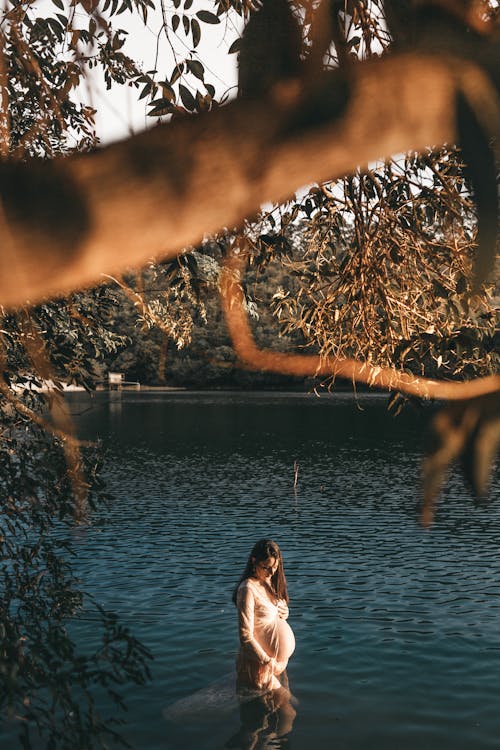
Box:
[277,600,289,620]
[272,657,288,675]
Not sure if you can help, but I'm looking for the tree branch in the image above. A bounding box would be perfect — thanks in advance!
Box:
[0,52,493,308]
[220,255,500,401]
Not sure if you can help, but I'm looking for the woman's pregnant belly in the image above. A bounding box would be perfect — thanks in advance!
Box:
[274,618,295,662]
[257,617,295,663]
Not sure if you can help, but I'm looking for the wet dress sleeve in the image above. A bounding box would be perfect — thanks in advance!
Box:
[236,584,271,664]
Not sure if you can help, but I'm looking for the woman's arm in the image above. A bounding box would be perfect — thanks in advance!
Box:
[237,585,271,664]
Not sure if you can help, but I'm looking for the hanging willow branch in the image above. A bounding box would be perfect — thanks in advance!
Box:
[220,252,500,401]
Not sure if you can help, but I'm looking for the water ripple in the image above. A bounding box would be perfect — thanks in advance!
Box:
[54,393,500,749]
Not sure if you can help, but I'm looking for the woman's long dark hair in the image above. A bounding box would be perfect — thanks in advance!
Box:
[232,539,289,605]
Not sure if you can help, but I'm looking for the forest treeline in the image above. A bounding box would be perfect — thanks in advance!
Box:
[97,219,498,391]
[98,260,311,389]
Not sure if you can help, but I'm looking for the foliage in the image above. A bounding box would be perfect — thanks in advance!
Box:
[1,2,166,737]
[0,397,152,749]
[0,0,154,156]
[100,247,306,387]
[227,0,498,387]
[268,153,498,382]
[1,289,128,389]
[56,0,494,391]
[0,289,152,748]
[0,0,250,154]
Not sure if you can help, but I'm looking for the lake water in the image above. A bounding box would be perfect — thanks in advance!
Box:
[32,393,500,748]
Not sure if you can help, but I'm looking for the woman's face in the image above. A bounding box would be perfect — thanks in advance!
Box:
[254,556,278,584]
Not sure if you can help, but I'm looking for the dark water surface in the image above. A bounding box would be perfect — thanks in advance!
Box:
[47,393,500,747]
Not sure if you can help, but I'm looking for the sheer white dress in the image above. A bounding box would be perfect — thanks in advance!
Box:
[236,578,295,690]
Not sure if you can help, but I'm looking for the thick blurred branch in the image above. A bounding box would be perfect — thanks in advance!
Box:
[0,52,489,308]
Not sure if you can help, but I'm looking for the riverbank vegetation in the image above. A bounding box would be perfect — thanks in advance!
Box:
[0,0,498,746]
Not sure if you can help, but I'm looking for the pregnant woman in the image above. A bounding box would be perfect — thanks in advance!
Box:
[233,539,295,691]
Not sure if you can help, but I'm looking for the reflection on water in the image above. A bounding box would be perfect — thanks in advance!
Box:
[163,670,296,750]
[226,683,296,750]
[20,392,500,749]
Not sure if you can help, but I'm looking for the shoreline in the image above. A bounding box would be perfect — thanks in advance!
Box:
[62,386,393,400]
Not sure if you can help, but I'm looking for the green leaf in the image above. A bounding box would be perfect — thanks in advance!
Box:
[182,14,189,34]
[147,98,174,116]
[172,14,179,33]
[191,18,200,47]
[47,17,63,38]
[159,80,176,100]
[52,0,64,8]
[228,37,241,54]
[179,84,196,110]
[186,59,204,80]
[196,10,220,23]
[170,62,184,84]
